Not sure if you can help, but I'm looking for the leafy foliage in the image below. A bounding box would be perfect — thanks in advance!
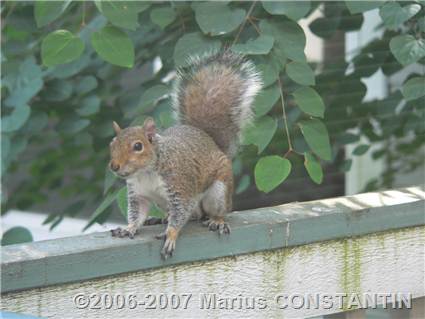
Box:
[1,1,424,230]
[91,26,135,67]
[41,29,85,66]
[1,226,33,246]
[255,156,291,193]
[304,152,323,185]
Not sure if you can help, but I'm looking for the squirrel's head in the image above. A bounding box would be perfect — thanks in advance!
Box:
[109,117,157,179]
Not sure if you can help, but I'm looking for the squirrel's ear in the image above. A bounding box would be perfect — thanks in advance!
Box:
[143,117,156,143]
[112,121,121,135]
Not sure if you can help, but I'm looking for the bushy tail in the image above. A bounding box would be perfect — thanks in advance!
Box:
[172,50,262,158]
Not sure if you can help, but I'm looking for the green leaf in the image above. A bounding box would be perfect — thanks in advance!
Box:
[232,158,243,177]
[402,77,425,101]
[337,132,360,145]
[4,57,42,107]
[257,63,279,87]
[2,135,11,162]
[75,76,98,95]
[41,30,85,67]
[7,136,28,163]
[140,85,169,111]
[260,19,306,62]
[91,26,135,68]
[1,226,33,246]
[150,7,176,29]
[98,1,149,30]
[379,2,421,30]
[389,35,425,66]
[49,52,92,79]
[43,213,57,226]
[4,25,30,41]
[345,1,383,14]
[298,119,332,161]
[149,204,166,218]
[41,79,73,101]
[236,174,251,194]
[85,189,120,230]
[418,17,425,33]
[309,17,340,39]
[231,35,274,55]
[286,61,315,85]
[341,159,353,172]
[63,200,86,217]
[173,32,221,67]
[272,47,288,68]
[193,2,246,36]
[242,116,277,153]
[254,83,280,117]
[76,95,101,116]
[352,144,370,156]
[21,110,49,135]
[159,111,175,128]
[262,1,311,20]
[61,116,90,134]
[34,0,71,27]
[2,105,31,133]
[116,186,128,217]
[339,12,364,32]
[292,86,325,118]
[104,167,117,195]
[304,152,323,184]
[50,216,64,231]
[255,156,291,193]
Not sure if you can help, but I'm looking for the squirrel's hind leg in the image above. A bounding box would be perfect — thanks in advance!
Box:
[201,160,233,235]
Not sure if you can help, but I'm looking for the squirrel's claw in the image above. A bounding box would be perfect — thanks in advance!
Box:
[111,227,137,239]
[156,231,172,259]
[161,237,176,260]
[202,218,231,235]
[158,226,178,259]
[218,223,231,235]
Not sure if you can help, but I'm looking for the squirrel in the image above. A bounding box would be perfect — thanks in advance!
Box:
[109,50,262,259]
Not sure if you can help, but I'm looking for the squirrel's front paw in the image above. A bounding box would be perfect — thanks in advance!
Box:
[161,237,176,260]
[157,226,178,260]
[111,226,138,239]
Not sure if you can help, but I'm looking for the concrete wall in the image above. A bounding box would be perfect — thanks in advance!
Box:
[2,226,424,318]
[2,187,424,318]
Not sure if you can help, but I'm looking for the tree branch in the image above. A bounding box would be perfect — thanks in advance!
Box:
[278,77,294,156]
[232,1,257,46]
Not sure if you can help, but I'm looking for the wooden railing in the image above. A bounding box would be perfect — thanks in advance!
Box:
[1,187,424,318]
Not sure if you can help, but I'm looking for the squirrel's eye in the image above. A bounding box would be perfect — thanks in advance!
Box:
[133,142,143,152]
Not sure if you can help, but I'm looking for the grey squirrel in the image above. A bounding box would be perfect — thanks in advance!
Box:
[109,50,262,259]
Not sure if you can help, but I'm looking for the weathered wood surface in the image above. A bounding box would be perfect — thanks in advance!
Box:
[1,187,424,293]
[2,226,424,318]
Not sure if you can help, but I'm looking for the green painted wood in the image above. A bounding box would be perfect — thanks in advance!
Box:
[2,187,424,293]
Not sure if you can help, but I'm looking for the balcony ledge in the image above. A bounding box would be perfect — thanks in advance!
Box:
[2,186,424,294]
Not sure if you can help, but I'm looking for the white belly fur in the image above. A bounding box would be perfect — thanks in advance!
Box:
[127,171,168,211]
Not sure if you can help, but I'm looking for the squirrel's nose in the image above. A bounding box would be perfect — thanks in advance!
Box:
[110,162,120,172]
